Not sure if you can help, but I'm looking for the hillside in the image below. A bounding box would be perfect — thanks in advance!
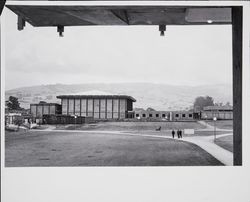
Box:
[5,83,232,110]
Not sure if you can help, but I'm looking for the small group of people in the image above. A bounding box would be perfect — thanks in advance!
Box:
[171,129,183,139]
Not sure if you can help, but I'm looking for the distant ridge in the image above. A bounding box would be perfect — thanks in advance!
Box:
[5,83,232,110]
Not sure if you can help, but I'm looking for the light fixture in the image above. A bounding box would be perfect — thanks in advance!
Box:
[159,25,166,36]
[57,25,64,37]
[207,20,213,24]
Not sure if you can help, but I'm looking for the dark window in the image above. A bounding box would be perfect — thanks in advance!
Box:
[136,114,139,117]
[149,114,152,117]
[175,114,179,117]
[189,114,193,118]
[182,114,186,118]
[142,114,146,118]
[156,114,159,117]
[162,114,166,118]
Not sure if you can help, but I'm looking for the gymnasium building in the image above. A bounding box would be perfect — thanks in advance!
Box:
[57,92,136,120]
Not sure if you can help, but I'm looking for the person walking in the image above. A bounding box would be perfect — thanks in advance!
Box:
[171,129,175,138]
[179,130,182,138]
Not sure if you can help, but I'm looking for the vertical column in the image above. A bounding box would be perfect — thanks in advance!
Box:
[99,99,101,119]
[73,98,75,115]
[67,98,69,115]
[125,99,128,118]
[93,98,95,117]
[112,99,114,119]
[86,99,88,116]
[105,98,107,119]
[232,6,242,166]
[80,99,82,117]
[118,99,120,119]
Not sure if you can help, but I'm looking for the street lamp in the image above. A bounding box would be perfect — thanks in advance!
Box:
[213,117,217,141]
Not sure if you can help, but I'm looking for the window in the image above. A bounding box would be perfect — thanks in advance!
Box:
[189,114,193,118]
[149,114,153,117]
[162,114,166,118]
[142,114,146,118]
[156,114,159,117]
[182,114,186,118]
[175,114,179,118]
[136,114,139,117]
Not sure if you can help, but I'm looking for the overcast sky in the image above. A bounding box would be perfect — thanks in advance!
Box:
[3,8,232,90]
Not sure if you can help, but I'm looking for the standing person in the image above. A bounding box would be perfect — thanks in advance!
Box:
[177,129,179,138]
[171,129,175,138]
[179,130,182,138]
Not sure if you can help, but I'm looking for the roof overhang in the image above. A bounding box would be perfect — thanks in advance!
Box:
[57,95,136,102]
[6,4,232,27]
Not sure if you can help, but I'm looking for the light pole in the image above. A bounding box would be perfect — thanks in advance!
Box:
[213,117,217,141]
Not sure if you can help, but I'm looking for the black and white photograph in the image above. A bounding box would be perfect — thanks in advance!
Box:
[1,0,250,201]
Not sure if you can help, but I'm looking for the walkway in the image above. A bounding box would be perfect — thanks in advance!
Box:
[33,128,233,166]
[182,133,233,166]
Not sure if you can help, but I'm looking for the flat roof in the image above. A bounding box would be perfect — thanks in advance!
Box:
[57,95,136,102]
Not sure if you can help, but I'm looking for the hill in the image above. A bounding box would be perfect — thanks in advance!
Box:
[5,83,232,110]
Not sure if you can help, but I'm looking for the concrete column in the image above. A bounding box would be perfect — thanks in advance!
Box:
[232,6,243,166]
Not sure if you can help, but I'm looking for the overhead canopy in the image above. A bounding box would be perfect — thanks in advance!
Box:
[6,5,232,27]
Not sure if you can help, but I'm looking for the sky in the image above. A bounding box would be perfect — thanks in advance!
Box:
[3,8,232,90]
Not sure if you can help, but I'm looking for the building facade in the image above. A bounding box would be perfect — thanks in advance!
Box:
[30,103,62,119]
[171,111,194,121]
[134,109,170,120]
[134,109,194,121]
[201,105,233,120]
[56,94,136,120]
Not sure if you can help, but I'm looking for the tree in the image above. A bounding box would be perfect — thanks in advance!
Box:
[193,96,214,111]
[146,107,156,111]
[7,96,21,110]
[13,117,24,131]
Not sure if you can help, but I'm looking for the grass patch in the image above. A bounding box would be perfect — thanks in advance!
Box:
[215,135,233,152]
[55,121,206,131]
[5,130,223,167]
[205,120,233,130]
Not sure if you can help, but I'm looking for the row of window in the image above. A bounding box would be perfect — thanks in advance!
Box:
[62,98,126,115]
[175,113,193,118]
[136,114,166,118]
[135,113,193,118]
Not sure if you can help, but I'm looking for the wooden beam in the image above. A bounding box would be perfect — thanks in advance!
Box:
[232,6,243,166]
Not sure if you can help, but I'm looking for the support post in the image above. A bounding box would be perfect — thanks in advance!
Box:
[232,6,243,166]
[18,15,26,31]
